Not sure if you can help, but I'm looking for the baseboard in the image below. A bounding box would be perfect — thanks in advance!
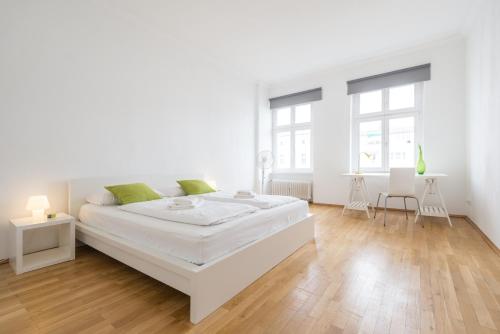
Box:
[464,216,500,256]
[312,202,343,208]
[0,259,8,265]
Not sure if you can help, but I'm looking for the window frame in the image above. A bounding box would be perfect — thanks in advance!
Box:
[350,82,423,172]
[272,103,313,173]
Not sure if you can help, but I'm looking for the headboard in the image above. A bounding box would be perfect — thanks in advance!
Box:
[68,173,204,219]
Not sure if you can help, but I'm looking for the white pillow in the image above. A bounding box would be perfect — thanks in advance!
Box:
[86,190,117,206]
[155,185,186,197]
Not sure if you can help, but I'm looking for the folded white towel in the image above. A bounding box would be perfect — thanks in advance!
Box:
[168,197,203,210]
[168,204,196,210]
[236,190,253,195]
[234,194,255,199]
[173,197,195,206]
[236,190,255,196]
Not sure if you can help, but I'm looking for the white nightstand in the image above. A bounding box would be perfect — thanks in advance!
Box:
[9,213,75,275]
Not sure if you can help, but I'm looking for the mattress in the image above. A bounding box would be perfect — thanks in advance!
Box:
[79,200,309,265]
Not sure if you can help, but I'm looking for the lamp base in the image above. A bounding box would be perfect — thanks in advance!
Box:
[32,209,45,221]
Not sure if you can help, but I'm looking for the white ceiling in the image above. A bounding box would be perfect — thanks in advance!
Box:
[112,0,473,83]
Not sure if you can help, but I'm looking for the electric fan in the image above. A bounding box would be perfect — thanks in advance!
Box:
[256,150,274,194]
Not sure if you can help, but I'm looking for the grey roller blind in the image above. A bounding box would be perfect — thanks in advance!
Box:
[269,88,322,109]
[347,64,430,95]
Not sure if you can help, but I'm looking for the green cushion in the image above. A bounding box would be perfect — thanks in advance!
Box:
[177,179,215,195]
[105,183,161,205]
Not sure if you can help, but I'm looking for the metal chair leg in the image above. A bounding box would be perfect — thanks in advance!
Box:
[384,196,388,226]
[374,193,381,218]
[403,197,408,220]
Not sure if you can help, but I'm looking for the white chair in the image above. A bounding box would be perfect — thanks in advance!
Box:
[374,168,421,226]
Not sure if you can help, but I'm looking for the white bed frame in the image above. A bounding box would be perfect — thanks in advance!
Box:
[69,174,315,324]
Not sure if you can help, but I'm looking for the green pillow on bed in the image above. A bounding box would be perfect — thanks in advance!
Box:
[177,179,215,195]
[105,183,161,205]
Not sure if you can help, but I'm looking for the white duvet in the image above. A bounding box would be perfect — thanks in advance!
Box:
[199,191,299,209]
[119,198,258,226]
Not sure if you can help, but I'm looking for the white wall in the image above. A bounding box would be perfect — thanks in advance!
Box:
[0,2,256,260]
[465,0,500,246]
[269,37,467,214]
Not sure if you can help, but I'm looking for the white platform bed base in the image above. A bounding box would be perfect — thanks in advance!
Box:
[69,174,315,324]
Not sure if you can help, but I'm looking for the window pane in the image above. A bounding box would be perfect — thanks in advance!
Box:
[295,104,311,123]
[389,84,415,110]
[295,129,311,168]
[359,120,382,168]
[276,107,291,126]
[276,131,291,169]
[359,90,382,114]
[389,117,415,168]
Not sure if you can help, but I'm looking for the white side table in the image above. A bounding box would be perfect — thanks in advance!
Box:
[9,213,75,275]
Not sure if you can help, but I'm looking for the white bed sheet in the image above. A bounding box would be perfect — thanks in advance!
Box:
[79,200,309,265]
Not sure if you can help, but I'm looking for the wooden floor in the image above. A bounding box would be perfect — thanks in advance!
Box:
[1,205,500,334]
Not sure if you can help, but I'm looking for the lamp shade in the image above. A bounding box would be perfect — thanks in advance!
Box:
[25,195,50,211]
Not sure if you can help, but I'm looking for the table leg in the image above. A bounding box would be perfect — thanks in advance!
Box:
[359,177,372,218]
[416,180,430,223]
[435,179,452,226]
[419,177,452,226]
[343,176,371,218]
[342,178,355,216]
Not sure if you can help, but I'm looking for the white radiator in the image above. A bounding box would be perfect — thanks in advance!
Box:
[271,179,312,201]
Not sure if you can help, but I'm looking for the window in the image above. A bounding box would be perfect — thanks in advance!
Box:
[273,104,312,171]
[351,83,422,172]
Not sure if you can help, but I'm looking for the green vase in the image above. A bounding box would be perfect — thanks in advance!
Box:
[416,145,426,175]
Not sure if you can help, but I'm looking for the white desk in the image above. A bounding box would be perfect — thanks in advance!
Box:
[341,172,452,226]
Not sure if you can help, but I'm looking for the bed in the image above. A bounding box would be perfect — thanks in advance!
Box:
[69,174,315,324]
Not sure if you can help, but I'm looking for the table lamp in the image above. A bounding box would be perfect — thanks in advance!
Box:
[26,195,50,220]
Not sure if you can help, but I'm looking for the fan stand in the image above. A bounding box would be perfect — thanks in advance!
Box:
[261,168,266,194]
[256,150,273,195]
